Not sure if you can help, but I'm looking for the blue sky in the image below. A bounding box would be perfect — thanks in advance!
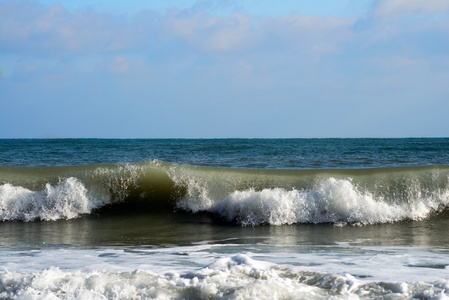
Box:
[0,0,448,138]
[18,0,371,18]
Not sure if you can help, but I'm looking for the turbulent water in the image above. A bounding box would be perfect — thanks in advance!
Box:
[1,138,449,299]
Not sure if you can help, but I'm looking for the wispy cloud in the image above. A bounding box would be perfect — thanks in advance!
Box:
[0,0,448,137]
[0,1,145,55]
[374,0,449,17]
[0,1,355,56]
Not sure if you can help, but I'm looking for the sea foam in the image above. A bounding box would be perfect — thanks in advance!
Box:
[182,177,449,226]
[1,253,449,300]
[0,177,106,221]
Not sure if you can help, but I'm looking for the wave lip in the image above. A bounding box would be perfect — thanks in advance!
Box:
[1,162,449,225]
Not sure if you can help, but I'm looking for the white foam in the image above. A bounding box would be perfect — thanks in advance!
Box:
[193,178,449,225]
[1,251,448,300]
[0,178,106,221]
[0,253,362,299]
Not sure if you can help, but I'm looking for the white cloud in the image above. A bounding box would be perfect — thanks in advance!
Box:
[110,57,129,74]
[160,11,256,52]
[204,14,254,51]
[375,0,449,17]
[0,0,447,101]
[0,0,355,57]
[1,0,448,137]
[0,1,141,54]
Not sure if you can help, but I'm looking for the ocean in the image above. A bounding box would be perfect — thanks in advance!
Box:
[0,138,449,299]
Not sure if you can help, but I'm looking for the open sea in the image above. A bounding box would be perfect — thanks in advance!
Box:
[1,138,449,299]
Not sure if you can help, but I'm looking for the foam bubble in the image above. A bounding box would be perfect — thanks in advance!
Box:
[0,177,106,221]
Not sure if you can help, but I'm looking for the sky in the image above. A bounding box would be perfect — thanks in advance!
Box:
[0,0,448,138]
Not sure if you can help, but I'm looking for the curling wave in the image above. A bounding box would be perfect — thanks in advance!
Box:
[209,178,448,226]
[0,161,448,225]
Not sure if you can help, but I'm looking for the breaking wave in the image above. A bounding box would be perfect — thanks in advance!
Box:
[210,178,447,226]
[0,177,106,221]
[1,161,448,225]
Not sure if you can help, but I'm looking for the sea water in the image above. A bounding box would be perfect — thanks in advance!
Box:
[0,138,449,299]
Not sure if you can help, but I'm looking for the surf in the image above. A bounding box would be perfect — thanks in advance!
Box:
[0,161,448,225]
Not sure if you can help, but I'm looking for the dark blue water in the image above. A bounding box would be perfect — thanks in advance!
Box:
[1,138,448,168]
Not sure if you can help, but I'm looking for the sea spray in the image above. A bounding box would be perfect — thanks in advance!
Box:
[0,177,106,221]
[164,164,449,225]
[209,178,449,226]
[1,161,448,224]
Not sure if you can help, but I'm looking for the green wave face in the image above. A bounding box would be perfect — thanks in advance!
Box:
[1,161,449,224]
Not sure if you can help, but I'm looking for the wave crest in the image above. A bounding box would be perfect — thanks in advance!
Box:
[1,162,449,224]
